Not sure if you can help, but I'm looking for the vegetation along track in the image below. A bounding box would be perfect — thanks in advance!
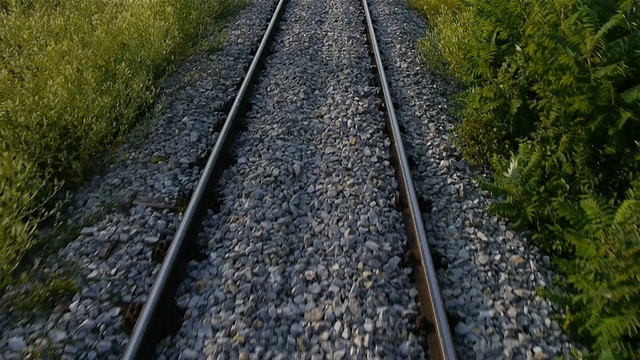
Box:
[125,0,455,358]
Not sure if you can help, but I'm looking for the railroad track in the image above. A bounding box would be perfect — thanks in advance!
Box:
[123,0,456,359]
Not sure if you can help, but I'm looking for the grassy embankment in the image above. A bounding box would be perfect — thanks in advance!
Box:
[0,0,240,305]
[408,0,640,357]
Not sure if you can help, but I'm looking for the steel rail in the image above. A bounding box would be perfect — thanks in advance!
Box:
[122,0,287,357]
[359,0,457,358]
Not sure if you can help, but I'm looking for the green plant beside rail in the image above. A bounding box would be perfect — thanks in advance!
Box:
[409,0,640,357]
[0,0,240,302]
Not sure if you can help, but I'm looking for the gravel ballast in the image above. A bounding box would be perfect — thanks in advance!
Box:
[0,0,277,358]
[156,0,425,358]
[366,0,583,358]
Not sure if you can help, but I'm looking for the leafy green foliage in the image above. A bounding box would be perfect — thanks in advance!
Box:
[411,0,640,356]
[484,0,640,253]
[557,182,640,358]
[0,0,240,297]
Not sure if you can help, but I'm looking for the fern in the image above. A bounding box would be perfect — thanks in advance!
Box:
[416,0,640,356]
[557,183,640,357]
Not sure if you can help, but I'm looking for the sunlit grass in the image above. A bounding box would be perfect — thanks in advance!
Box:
[0,0,240,291]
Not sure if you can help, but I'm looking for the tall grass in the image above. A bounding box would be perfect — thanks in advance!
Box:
[0,0,239,288]
[408,0,472,81]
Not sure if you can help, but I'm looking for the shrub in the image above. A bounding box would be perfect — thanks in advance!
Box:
[486,0,640,247]
[411,0,640,356]
[556,180,640,358]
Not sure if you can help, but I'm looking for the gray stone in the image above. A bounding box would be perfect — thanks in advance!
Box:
[8,337,25,352]
[364,240,379,252]
[96,341,112,354]
[64,345,78,355]
[49,330,67,343]
[383,256,401,273]
[179,349,198,360]
[81,227,97,236]
[290,323,303,337]
[455,323,470,335]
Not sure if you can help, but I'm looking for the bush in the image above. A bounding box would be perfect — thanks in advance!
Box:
[556,181,640,358]
[0,0,239,289]
[411,0,640,356]
[489,0,639,245]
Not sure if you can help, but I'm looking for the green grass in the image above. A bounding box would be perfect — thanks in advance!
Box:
[0,0,241,296]
[408,0,472,83]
